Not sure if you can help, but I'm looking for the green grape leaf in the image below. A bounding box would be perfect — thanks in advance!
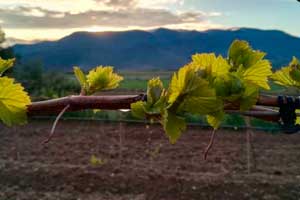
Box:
[0,57,15,76]
[167,63,224,131]
[191,53,216,71]
[206,111,224,130]
[161,111,186,144]
[86,66,123,94]
[214,74,245,101]
[181,78,223,115]
[296,109,300,125]
[168,66,189,104]
[228,40,265,69]
[238,59,272,90]
[290,69,300,82]
[93,109,101,114]
[130,101,146,119]
[191,54,230,77]
[183,96,223,115]
[271,57,300,88]
[211,56,231,77]
[90,155,106,166]
[239,86,259,111]
[0,77,31,126]
[297,119,300,125]
[131,78,167,122]
[147,77,164,105]
[290,56,300,66]
[271,66,296,87]
[73,66,87,89]
[168,65,203,105]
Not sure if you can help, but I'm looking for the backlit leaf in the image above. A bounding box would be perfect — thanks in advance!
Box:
[0,57,14,76]
[211,56,231,77]
[228,40,265,69]
[183,96,223,115]
[191,54,230,77]
[147,77,164,105]
[191,53,216,72]
[206,112,224,130]
[130,78,166,120]
[90,155,107,166]
[73,66,87,89]
[271,58,300,88]
[239,86,259,111]
[296,109,300,125]
[181,78,223,115]
[168,65,204,105]
[130,101,146,119]
[0,77,31,126]
[161,111,186,144]
[239,59,272,90]
[86,66,123,94]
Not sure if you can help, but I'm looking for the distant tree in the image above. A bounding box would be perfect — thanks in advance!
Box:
[0,27,14,59]
[0,27,7,51]
[0,47,15,59]
[14,59,44,95]
[0,28,4,45]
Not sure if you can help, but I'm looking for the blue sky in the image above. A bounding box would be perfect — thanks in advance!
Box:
[182,0,300,35]
[0,0,299,41]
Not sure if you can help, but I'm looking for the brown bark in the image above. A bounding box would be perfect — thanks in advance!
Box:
[27,94,145,115]
[27,94,281,122]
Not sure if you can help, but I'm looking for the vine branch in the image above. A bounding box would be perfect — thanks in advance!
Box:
[27,94,285,122]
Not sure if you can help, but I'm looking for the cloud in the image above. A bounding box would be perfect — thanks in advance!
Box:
[0,0,184,12]
[0,6,219,29]
[0,1,223,40]
[95,0,138,8]
[0,0,98,13]
[137,0,184,8]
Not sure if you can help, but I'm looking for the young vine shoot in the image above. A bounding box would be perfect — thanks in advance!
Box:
[0,40,299,146]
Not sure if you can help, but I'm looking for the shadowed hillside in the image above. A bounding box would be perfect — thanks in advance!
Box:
[14,28,300,70]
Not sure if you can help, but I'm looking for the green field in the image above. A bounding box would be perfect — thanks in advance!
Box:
[65,70,173,91]
[118,70,172,90]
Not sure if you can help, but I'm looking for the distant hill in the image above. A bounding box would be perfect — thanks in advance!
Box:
[13,28,300,71]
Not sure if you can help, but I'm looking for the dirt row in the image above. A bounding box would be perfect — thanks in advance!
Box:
[1,120,300,200]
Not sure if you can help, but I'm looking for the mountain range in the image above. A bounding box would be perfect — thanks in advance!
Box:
[13,28,300,71]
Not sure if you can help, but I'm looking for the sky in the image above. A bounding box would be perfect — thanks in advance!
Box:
[0,0,299,41]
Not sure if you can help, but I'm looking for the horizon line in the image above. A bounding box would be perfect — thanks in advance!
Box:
[3,26,299,47]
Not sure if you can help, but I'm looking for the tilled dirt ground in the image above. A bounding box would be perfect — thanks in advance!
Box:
[1,120,300,200]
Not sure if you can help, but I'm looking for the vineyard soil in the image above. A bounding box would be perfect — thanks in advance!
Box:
[1,120,300,200]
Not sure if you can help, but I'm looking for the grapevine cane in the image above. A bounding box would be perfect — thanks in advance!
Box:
[42,66,124,143]
[43,104,70,144]
[203,129,217,160]
[27,95,283,119]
